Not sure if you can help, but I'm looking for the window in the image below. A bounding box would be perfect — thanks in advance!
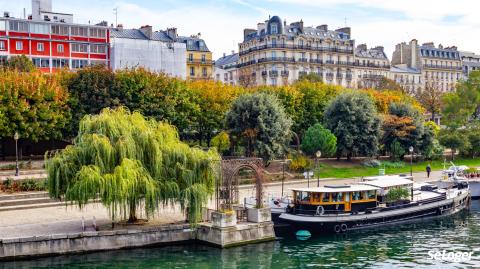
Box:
[190,66,195,76]
[57,44,64,53]
[322,193,330,202]
[32,58,50,68]
[188,53,193,62]
[71,26,88,37]
[91,44,106,54]
[270,23,278,34]
[71,43,88,53]
[368,190,376,199]
[30,23,49,34]
[9,21,28,32]
[72,59,88,69]
[0,21,5,31]
[52,58,69,68]
[198,40,204,48]
[16,41,23,51]
[332,192,343,202]
[89,28,106,38]
[202,67,207,76]
[37,43,44,52]
[201,54,206,63]
[51,25,69,35]
[0,41,5,50]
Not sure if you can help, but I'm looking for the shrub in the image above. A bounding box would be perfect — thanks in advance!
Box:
[380,161,405,168]
[385,187,410,203]
[362,159,382,168]
[210,131,230,155]
[301,123,337,157]
[288,154,313,172]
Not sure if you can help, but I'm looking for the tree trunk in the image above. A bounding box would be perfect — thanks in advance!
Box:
[451,149,455,161]
[128,202,137,223]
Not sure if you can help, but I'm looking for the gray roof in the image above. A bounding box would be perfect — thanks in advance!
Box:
[390,65,421,74]
[215,53,239,68]
[244,16,352,43]
[419,45,460,60]
[177,36,210,52]
[110,28,175,42]
[355,48,387,60]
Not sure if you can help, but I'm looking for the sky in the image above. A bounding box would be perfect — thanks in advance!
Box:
[2,0,479,59]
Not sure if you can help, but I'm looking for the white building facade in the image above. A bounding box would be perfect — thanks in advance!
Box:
[214,52,239,85]
[110,26,186,78]
[460,51,480,79]
[354,44,390,89]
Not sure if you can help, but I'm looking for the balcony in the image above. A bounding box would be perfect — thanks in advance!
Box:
[281,70,289,77]
[269,70,279,77]
[261,71,268,77]
[423,64,462,70]
[355,62,390,69]
[362,74,385,80]
[336,73,343,79]
[326,72,334,79]
[238,44,354,56]
[188,59,214,65]
[298,58,308,63]
[257,57,295,63]
[299,71,308,76]
[346,73,353,80]
[309,59,323,64]
[325,60,335,65]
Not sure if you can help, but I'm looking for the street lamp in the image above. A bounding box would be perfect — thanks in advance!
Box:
[14,132,19,177]
[315,151,322,187]
[281,155,286,197]
[409,146,414,177]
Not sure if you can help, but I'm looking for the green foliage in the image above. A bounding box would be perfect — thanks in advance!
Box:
[298,72,323,83]
[288,154,313,172]
[324,91,381,159]
[442,71,480,129]
[301,123,337,157]
[46,107,220,224]
[210,131,230,155]
[0,69,70,141]
[385,187,410,203]
[422,139,445,160]
[463,124,480,158]
[439,130,467,160]
[389,140,405,161]
[2,55,36,72]
[380,161,405,168]
[424,121,440,137]
[226,92,292,162]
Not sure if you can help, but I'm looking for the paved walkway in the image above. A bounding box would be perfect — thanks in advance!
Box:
[0,169,442,239]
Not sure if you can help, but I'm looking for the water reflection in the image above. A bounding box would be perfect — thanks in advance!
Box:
[3,201,480,269]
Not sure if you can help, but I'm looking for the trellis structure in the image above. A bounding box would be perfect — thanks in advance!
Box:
[219,158,264,209]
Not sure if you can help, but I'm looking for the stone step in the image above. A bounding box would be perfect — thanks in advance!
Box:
[0,197,58,207]
[0,191,49,201]
[0,201,66,212]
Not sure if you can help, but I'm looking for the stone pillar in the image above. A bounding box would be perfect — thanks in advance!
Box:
[211,211,237,228]
[247,208,272,223]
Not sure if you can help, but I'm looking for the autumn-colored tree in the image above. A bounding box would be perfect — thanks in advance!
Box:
[1,55,36,72]
[377,77,403,91]
[416,82,443,122]
[0,69,70,141]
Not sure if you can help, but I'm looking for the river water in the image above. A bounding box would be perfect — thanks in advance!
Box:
[3,201,480,269]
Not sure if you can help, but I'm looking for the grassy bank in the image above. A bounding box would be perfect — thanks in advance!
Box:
[316,158,480,179]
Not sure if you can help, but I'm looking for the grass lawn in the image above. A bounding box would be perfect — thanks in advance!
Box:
[315,158,480,179]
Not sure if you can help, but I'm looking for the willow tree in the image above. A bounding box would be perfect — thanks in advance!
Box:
[46,107,219,224]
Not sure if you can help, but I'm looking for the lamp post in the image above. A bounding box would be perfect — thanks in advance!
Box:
[315,151,322,187]
[281,155,286,198]
[14,132,19,177]
[409,146,414,176]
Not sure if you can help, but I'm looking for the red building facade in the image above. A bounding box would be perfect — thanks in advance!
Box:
[0,17,109,72]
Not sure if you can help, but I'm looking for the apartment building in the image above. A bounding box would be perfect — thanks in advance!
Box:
[178,35,213,80]
[214,52,239,85]
[354,44,390,89]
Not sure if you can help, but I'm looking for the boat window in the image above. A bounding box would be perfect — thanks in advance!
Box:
[298,191,311,202]
[345,192,350,202]
[312,193,321,202]
[322,193,330,202]
[352,191,361,201]
[368,190,376,199]
[332,192,343,202]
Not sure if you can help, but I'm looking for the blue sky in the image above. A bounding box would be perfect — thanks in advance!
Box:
[2,0,479,59]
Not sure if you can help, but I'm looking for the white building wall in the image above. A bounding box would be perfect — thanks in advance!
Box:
[110,38,187,79]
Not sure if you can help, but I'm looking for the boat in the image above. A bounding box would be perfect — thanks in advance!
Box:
[434,163,480,199]
[278,175,470,235]
[244,194,292,222]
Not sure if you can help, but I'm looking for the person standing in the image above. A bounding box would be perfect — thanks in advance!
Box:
[426,164,431,178]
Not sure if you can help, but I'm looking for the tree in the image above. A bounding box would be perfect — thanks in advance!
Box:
[66,65,116,137]
[439,130,467,160]
[0,69,70,141]
[301,123,337,157]
[46,108,219,224]
[324,91,381,160]
[226,92,292,162]
[416,82,443,122]
[2,55,36,72]
[298,72,323,83]
[442,71,480,128]
[210,131,230,155]
[377,77,403,91]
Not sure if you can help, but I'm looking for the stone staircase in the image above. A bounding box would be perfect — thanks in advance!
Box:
[0,192,63,212]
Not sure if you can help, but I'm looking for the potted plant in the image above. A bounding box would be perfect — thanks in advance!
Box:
[211,208,237,228]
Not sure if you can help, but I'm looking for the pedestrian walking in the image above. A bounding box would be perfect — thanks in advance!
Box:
[426,164,431,178]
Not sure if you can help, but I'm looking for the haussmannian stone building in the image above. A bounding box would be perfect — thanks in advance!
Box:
[391,39,462,93]
[237,16,355,87]
[354,44,390,89]
[460,51,480,79]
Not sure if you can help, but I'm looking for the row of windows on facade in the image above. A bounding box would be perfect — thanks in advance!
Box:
[0,40,106,54]
[421,49,459,59]
[242,53,387,65]
[424,71,461,80]
[188,53,207,62]
[27,58,105,69]
[241,39,353,50]
[189,66,209,76]
[1,21,106,38]
[423,59,461,67]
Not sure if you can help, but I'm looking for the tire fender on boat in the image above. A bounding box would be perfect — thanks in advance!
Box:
[316,206,325,216]
[334,225,341,233]
[341,223,348,232]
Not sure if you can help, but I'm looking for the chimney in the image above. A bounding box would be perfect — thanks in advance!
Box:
[422,42,434,48]
[290,20,304,32]
[3,11,10,18]
[231,50,235,55]
[116,24,123,30]
[336,27,351,36]
[257,22,265,32]
[167,27,177,40]
[410,39,418,69]
[316,24,328,31]
[244,28,256,40]
[373,46,384,52]
[357,44,367,51]
[140,25,153,39]
[438,44,443,49]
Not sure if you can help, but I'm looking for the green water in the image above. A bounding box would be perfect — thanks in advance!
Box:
[3,201,480,269]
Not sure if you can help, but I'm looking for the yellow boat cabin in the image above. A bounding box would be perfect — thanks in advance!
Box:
[290,185,380,215]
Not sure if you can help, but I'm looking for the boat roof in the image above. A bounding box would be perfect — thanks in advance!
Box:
[361,175,413,188]
[291,184,380,193]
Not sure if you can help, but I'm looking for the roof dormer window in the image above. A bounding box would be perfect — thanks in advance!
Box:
[271,23,278,35]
